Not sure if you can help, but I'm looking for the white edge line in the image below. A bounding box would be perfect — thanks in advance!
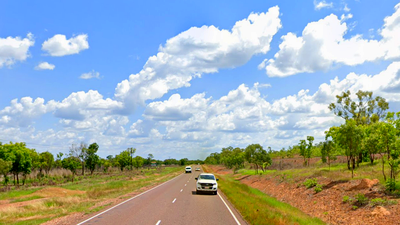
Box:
[172,198,176,203]
[218,193,241,225]
[77,174,183,225]
[156,220,161,225]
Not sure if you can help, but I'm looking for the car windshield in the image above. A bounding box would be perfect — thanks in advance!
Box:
[199,175,215,180]
[186,167,191,169]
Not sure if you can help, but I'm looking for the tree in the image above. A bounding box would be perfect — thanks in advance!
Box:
[145,154,154,166]
[335,119,364,178]
[328,90,389,125]
[127,148,136,170]
[376,121,397,181]
[245,144,271,174]
[116,150,131,171]
[39,151,54,175]
[55,152,64,169]
[220,147,245,173]
[306,136,314,166]
[362,123,380,164]
[299,140,307,166]
[69,143,87,175]
[132,156,144,170]
[85,143,100,175]
[62,156,80,182]
[0,159,12,186]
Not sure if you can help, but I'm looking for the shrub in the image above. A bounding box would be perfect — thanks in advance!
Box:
[343,195,352,203]
[385,179,397,193]
[369,198,398,207]
[355,193,369,206]
[314,184,323,193]
[303,178,318,189]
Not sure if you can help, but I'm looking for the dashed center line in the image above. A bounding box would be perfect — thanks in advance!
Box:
[156,220,161,225]
[180,189,183,192]
[172,198,176,203]
[185,184,187,186]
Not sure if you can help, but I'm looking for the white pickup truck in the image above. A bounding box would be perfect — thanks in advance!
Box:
[195,173,218,195]
[185,166,192,173]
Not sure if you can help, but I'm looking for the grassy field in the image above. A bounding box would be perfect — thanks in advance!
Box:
[203,165,325,225]
[0,166,184,225]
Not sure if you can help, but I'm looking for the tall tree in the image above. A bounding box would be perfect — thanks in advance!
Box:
[306,136,314,166]
[132,156,144,170]
[39,151,54,175]
[335,119,364,178]
[62,156,81,182]
[0,159,12,186]
[298,140,307,166]
[85,143,100,175]
[127,148,136,170]
[69,143,88,175]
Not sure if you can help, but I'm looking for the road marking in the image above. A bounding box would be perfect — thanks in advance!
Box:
[172,198,176,203]
[77,174,183,225]
[185,184,187,186]
[180,189,183,192]
[218,193,241,225]
[156,220,161,225]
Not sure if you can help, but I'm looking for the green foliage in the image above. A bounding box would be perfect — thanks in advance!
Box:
[245,144,271,174]
[342,195,352,203]
[132,156,144,170]
[85,143,100,175]
[39,151,54,175]
[220,147,245,173]
[354,193,369,206]
[385,179,397,193]
[303,178,318,189]
[314,184,322,193]
[0,158,12,185]
[299,140,307,166]
[328,90,389,125]
[368,198,397,207]
[61,156,80,181]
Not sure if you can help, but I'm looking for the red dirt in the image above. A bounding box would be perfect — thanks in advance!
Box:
[208,165,400,225]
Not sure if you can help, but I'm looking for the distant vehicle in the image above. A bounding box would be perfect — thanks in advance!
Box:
[195,167,200,171]
[185,166,192,173]
[195,173,218,195]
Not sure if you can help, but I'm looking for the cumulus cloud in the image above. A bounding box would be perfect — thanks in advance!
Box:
[261,2,400,77]
[42,34,89,57]
[314,0,333,10]
[80,70,100,79]
[0,33,34,68]
[0,97,49,127]
[114,6,282,113]
[35,62,55,70]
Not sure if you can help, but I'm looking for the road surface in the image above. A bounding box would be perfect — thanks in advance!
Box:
[77,167,248,225]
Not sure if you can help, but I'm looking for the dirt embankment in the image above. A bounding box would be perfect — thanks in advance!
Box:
[207,165,400,225]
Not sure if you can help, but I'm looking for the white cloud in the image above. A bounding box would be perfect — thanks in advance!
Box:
[0,97,49,127]
[314,0,333,10]
[261,2,400,77]
[0,33,34,68]
[114,6,282,113]
[343,4,351,12]
[42,34,89,57]
[35,62,55,70]
[80,70,100,79]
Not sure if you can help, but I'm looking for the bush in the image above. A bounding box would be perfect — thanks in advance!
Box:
[342,195,352,203]
[303,178,318,189]
[385,179,397,193]
[355,193,369,206]
[314,184,323,193]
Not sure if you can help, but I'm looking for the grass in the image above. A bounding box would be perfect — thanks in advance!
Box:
[10,196,43,203]
[0,166,184,225]
[204,166,325,225]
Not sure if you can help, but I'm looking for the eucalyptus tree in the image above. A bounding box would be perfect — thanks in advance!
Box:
[298,140,307,166]
[39,151,54,175]
[335,119,364,178]
[132,156,144,170]
[85,143,100,175]
[62,156,81,182]
[306,136,314,166]
[245,144,271,174]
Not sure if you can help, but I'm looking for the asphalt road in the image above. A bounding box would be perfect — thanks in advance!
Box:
[77,167,247,225]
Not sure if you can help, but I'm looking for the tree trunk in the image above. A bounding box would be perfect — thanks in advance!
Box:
[81,163,85,175]
[381,155,386,181]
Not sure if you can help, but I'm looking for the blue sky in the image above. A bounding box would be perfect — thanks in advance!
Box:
[1,0,400,160]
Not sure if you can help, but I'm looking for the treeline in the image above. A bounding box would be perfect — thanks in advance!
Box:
[205,90,400,192]
[205,144,272,174]
[0,142,202,187]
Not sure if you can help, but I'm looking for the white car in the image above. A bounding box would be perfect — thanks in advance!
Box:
[195,173,218,195]
[185,166,192,173]
[195,167,200,171]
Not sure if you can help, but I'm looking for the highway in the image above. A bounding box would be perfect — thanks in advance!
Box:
[77,167,248,225]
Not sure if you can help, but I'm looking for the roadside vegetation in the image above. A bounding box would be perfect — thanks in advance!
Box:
[0,142,201,224]
[203,165,325,225]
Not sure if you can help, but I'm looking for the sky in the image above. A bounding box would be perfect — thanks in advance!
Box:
[1,0,400,160]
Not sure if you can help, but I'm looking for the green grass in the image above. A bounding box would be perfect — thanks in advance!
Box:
[0,166,184,225]
[215,173,325,225]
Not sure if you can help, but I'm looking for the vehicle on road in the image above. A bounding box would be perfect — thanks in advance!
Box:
[185,166,192,173]
[195,167,200,171]
[195,173,218,195]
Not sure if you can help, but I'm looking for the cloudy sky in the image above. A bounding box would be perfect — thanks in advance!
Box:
[1,0,400,160]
